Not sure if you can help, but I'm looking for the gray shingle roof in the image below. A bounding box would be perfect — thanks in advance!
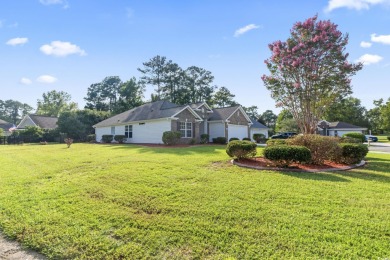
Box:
[250,119,268,129]
[209,106,240,121]
[328,121,366,129]
[29,115,58,129]
[0,119,14,131]
[94,101,186,127]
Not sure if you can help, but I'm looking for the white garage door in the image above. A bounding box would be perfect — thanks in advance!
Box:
[228,124,248,140]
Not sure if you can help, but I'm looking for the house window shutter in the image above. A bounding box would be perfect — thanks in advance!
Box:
[192,122,195,138]
[177,121,180,132]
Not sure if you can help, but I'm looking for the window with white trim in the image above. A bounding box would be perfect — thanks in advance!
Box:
[125,125,133,138]
[180,122,192,138]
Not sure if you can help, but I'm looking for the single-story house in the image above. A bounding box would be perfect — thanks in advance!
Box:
[0,119,15,136]
[318,120,367,137]
[250,119,269,141]
[17,114,58,130]
[93,100,253,144]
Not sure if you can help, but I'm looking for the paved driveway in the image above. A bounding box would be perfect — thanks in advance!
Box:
[366,142,390,153]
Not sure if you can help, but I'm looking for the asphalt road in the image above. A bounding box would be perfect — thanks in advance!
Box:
[366,142,390,153]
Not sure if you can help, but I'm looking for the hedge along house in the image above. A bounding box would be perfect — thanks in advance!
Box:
[317,120,367,137]
[16,114,58,130]
[93,100,253,144]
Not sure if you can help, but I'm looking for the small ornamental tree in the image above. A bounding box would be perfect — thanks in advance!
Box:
[262,15,362,134]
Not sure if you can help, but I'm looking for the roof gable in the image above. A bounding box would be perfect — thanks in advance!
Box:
[18,115,58,129]
[250,119,268,129]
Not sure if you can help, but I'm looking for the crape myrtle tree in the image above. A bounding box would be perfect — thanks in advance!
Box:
[262,15,362,134]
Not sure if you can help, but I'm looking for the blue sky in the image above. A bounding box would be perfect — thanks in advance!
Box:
[1,0,390,113]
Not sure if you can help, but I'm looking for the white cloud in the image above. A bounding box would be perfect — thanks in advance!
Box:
[360,41,372,48]
[20,77,32,85]
[356,54,383,65]
[234,24,261,37]
[39,0,69,9]
[371,33,390,45]
[325,0,390,12]
[40,41,86,57]
[37,75,58,83]
[6,37,28,46]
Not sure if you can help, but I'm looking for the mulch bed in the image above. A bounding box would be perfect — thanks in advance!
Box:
[233,157,365,172]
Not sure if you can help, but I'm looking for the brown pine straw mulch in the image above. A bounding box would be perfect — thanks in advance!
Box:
[233,157,366,172]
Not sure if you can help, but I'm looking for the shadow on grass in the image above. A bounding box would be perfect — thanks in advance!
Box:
[278,171,350,182]
[96,143,225,155]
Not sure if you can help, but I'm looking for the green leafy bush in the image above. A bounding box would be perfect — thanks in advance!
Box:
[229,137,239,142]
[253,133,266,143]
[264,145,311,167]
[162,131,181,145]
[200,134,209,144]
[212,137,227,144]
[101,135,113,143]
[19,126,44,143]
[286,134,340,165]
[339,136,362,144]
[242,137,251,141]
[387,136,390,141]
[114,135,126,143]
[342,132,365,143]
[226,140,257,160]
[266,139,286,146]
[189,138,196,145]
[337,143,368,164]
[87,134,96,143]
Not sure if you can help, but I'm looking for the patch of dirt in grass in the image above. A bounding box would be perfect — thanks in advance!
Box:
[235,157,364,172]
[0,234,45,259]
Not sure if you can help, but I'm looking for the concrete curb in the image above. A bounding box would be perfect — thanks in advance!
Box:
[232,159,366,173]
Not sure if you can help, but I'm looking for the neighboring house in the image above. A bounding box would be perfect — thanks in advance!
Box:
[250,119,269,141]
[93,100,253,144]
[17,114,58,130]
[318,120,367,137]
[0,119,15,136]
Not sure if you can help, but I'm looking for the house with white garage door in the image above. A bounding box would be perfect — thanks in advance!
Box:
[93,100,253,144]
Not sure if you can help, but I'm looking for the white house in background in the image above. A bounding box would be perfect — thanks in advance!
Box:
[0,119,15,136]
[250,119,269,141]
[17,114,58,130]
[93,100,253,144]
[317,120,367,137]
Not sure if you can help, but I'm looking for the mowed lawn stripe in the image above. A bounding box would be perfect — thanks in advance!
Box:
[0,144,389,259]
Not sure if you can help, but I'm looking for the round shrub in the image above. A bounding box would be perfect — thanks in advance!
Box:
[342,132,365,143]
[101,135,113,143]
[286,134,340,165]
[114,135,126,143]
[264,145,311,167]
[162,131,181,145]
[266,139,286,146]
[337,143,368,164]
[242,137,251,141]
[200,134,209,144]
[212,137,227,144]
[226,140,257,160]
[229,137,239,142]
[87,134,96,143]
[253,133,266,143]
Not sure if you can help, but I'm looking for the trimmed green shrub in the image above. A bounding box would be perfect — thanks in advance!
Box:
[342,132,365,143]
[266,139,286,146]
[229,137,239,142]
[114,135,126,143]
[87,134,96,143]
[337,143,368,164]
[212,137,227,144]
[226,140,257,160]
[387,136,390,141]
[286,134,340,165]
[162,131,181,145]
[242,137,251,141]
[253,133,266,143]
[339,136,362,144]
[189,138,196,145]
[200,134,209,144]
[264,145,311,167]
[101,135,113,143]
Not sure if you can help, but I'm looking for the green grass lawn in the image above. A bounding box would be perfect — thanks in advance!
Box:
[377,135,390,143]
[0,144,389,259]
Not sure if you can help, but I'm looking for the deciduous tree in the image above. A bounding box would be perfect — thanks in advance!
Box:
[36,90,77,117]
[262,15,362,134]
